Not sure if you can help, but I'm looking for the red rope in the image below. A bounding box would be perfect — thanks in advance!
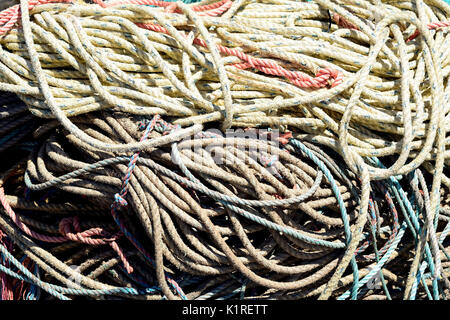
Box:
[92,0,228,11]
[138,21,343,88]
[92,0,234,16]
[59,216,133,273]
[0,229,14,300]
[0,0,72,35]
[407,21,450,41]
[0,0,343,89]
[0,187,133,273]
[0,0,232,35]
[332,13,359,30]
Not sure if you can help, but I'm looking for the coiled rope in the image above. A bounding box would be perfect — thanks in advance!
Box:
[0,0,448,300]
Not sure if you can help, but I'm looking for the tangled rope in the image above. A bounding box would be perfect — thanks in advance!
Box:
[0,0,448,301]
[0,0,446,175]
[0,110,446,299]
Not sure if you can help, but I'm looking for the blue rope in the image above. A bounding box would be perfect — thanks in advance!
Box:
[0,242,193,299]
[367,157,441,300]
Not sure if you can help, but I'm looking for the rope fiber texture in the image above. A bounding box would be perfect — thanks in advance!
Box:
[0,0,448,301]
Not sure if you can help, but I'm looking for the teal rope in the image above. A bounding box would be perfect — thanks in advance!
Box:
[337,222,408,300]
[409,222,450,300]
[19,127,448,299]
[24,136,352,248]
[169,141,347,248]
[0,243,180,299]
[367,157,441,300]
[288,138,360,299]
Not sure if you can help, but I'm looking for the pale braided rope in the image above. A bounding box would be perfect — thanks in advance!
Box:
[0,0,446,172]
[0,0,448,300]
[9,113,364,295]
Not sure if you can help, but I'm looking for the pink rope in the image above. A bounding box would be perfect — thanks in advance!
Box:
[0,0,231,35]
[91,0,232,16]
[0,187,133,273]
[0,0,344,89]
[407,21,450,41]
[59,216,133,273]
[0,0,72,35]
[0,187,67,242]
[332,13,358,30]
[138,22,344,88]
[0,229,14,300]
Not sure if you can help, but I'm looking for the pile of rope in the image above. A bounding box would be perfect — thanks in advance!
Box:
[0,0,448,300]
